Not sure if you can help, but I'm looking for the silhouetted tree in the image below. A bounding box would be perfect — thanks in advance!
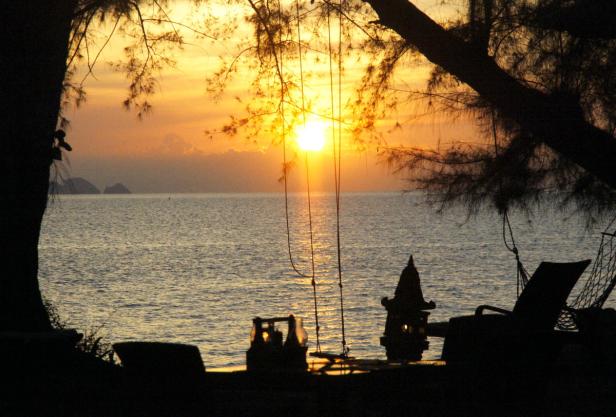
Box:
[2,2,76,331]
[1,1,186,331]
[361,0,616,216]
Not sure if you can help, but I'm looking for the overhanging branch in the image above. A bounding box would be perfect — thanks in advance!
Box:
[364,0,616,190]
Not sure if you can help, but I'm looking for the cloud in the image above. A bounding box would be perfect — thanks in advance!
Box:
[65,148,406,193]
[149,133,204,156]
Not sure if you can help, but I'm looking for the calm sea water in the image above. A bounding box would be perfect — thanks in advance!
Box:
[39,192,608,367]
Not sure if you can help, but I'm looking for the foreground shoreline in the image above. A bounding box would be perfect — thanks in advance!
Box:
[2,338,614,417]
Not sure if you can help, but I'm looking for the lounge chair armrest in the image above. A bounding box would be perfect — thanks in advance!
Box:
[475,305,513,316]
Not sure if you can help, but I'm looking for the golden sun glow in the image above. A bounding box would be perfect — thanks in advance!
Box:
[296,120,327,152]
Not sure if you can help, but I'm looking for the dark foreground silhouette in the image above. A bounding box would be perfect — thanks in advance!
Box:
[381,255,436,361]
[3,258,616,417]
[4,336,614,417]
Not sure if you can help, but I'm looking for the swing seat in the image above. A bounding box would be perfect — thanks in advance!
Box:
[440,260,590,363]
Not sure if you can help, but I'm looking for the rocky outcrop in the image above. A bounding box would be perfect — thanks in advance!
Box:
[49,177,100,194]
[103,183,131,194]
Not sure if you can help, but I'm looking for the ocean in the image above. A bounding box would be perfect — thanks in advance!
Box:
[39,192,607,367]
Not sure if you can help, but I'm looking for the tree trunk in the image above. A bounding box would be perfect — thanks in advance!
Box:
[364,0,616,191]
[0,1,77,331]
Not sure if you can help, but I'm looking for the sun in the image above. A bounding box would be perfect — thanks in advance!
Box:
[296,120,327,152]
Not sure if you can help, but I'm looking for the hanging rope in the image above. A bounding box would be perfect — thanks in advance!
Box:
[296,0,307,128]
[277,0,321,351]
[326,0,348,356]
[303,151,321,352]
[490,108,529,298]
[502,210,530,297]
[336,0,348,356]
[279,0,349,355]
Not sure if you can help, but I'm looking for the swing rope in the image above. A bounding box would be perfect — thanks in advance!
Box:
[280,0,349,355]
[294,0,322,353]
[327,0,348,356]
[278,0,321,351]
[304,151,321,351]
[336,0,348,356]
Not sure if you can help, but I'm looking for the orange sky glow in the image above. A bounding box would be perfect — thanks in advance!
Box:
[62,0,478,193]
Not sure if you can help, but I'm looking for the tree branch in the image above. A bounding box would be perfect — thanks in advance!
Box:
[364,0,616,190]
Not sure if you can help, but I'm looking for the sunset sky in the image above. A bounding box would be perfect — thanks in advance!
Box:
[62,0,477,193]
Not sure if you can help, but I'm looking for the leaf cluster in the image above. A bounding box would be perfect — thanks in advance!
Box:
[43,297,116,364]
[204,0,383,168]
[377,0,616,221]
[63,0,199,125]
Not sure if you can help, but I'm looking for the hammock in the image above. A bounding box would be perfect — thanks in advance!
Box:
[506,212,616,331]
[556,231,616,330]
